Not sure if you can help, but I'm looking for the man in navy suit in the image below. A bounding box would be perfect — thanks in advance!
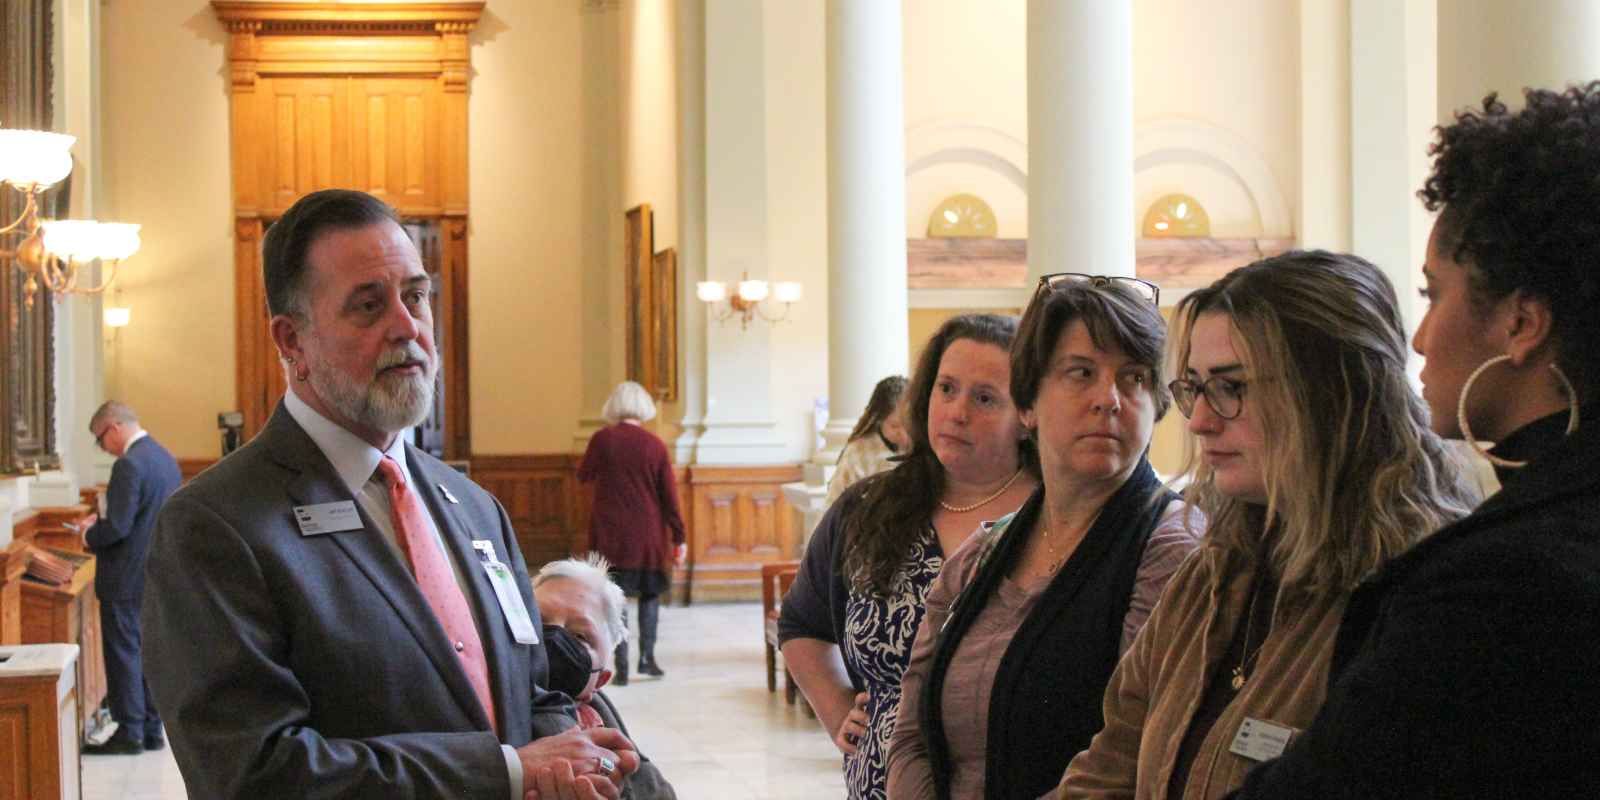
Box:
[142,189,637,799]
[82,401,181,755]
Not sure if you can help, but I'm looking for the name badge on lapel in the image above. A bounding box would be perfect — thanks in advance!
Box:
[472,539,540,646]
[1229,717,1296,762]
[293,501,362,536]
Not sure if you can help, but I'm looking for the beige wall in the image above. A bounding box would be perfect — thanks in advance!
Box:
[100,0,234,459]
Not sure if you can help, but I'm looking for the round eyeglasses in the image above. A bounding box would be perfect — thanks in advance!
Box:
[1167,376,1247,420]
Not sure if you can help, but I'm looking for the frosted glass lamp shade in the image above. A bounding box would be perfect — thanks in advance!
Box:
[696,281,727,303]
[736,279,769,303]
[774,282,802,303]
[0,129,75,189]
[39,220,104,263]
[103,307,131,328]
[94,223,142,261]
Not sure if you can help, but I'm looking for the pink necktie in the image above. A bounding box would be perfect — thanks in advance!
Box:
[376,455,498,735]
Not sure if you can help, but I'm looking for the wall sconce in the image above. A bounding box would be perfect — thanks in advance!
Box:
[697,271,801,329]
[103,306,130,328]
[0,127,141,307]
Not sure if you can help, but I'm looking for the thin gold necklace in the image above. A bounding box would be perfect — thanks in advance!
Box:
[1230,576,1272,690]
[938,468,1024,513]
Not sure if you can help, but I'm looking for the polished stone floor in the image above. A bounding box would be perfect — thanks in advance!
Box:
[83,601,846,799]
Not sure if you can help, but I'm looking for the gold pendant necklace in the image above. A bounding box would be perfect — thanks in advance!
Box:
[938,467,1024,513]
[1231,576,1271,690]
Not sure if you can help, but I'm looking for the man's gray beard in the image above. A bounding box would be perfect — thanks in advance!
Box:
[307,349,435,435]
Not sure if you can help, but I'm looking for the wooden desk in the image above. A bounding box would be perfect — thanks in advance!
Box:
[20,550,104,736]
[17,505,96,555]
[0,644,82,800]
[0,543,31,646]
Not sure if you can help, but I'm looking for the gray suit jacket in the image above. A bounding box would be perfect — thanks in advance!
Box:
[142,405,574,799]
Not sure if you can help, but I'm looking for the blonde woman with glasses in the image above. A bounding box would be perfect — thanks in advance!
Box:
[1055,251,1477,799]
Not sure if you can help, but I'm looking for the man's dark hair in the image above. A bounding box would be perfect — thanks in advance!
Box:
[1419,82,1600,398]
[262,189,401,317]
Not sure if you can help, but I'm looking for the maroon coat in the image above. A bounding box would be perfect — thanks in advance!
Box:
[577,423,686,577]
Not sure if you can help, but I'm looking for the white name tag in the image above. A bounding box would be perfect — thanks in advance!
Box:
[1229,717,1296,762]
[293,501,363,536]
[473,540,539,646]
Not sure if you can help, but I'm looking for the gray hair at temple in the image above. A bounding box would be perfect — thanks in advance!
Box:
[89,400,138,430]
[601,380,657,424]
[534,552,628,646]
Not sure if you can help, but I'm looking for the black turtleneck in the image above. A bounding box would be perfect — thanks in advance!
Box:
[1486,405,1582,485]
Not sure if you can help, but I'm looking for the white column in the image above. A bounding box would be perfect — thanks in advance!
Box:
[695,0,786,464]
[1350,0,1436,345]
[673,0,708,463]
[1027,1,1134,282]
[1438,0,1600,121]
[1298,0,1353,252]
[814,0,909,467]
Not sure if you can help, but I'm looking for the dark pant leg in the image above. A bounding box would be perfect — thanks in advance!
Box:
[637,592,660,662]
[612,604,629,682]
[100,599,147,730]
[142,678,161,737]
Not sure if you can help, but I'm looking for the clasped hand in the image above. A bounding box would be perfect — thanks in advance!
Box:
[518,727,640,800]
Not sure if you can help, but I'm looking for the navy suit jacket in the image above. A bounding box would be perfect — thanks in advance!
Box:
[142,404,574,799]
[86,435,181,602]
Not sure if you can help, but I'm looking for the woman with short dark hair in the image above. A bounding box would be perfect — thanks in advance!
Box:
[1227,84,1600,799]
[888,277,1202,800]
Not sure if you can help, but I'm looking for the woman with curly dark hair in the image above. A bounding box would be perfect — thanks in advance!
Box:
[1229,85,1600,799]
[778,314,1039,800]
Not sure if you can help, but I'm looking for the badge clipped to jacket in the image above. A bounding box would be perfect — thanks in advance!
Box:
[472,539,540,645]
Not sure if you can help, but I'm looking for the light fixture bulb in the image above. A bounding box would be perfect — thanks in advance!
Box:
[774,281,802,304]
[40,220,103,263]
[103,307,131,328]
[696,281,727,303]
[737,279,769,303]
[94,223,142,261]
[0,129,75,189]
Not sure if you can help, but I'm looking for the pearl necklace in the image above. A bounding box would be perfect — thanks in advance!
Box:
[938,468,1024,513]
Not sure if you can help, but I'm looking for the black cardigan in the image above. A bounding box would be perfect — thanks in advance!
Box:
[920,460,1175,800]
[1229,407,1600,798]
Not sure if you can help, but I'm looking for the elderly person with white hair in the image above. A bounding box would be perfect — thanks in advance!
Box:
[535,555,677,800]
[577,382,688,684]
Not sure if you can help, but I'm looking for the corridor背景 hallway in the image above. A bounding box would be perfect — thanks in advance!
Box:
[84,601,845,799]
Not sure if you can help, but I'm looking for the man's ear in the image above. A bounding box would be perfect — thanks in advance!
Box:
[1502,289,1556,367]
[270,313,307,369]
[594,668,613,692]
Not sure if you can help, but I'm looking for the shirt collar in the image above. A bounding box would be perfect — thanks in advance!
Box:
[124,430,149,449]
[284,389,410,495]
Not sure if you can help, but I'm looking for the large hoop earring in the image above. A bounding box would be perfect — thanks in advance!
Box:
[1457,354,1580,469]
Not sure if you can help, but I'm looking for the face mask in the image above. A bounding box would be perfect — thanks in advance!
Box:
[543,624,601,699]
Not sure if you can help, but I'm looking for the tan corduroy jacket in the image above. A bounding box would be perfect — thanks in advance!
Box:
[1053,542,1350,800]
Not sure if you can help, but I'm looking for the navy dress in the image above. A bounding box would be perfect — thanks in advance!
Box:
[778,483,943,800]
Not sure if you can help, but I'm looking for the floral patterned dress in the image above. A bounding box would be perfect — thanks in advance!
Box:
[838,528,944,800]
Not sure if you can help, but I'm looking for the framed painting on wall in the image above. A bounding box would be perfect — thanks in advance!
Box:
[624,204,654,392]
[652,248,678,402]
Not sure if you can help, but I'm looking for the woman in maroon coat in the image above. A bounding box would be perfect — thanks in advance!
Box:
[578,381,687,683]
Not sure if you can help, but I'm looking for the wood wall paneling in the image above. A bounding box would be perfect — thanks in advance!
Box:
[686,464,802,602]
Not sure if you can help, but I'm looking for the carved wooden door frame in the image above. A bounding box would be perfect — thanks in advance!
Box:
[212,1,480,458]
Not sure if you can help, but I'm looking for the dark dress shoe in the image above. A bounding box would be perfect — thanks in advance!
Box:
[83,732,144,755]
[144,732,165,751]
[638,659,665,677]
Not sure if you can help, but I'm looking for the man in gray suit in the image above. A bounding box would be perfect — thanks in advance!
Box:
[143,189,638,799]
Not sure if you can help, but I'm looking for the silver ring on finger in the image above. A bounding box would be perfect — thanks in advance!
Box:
[596,755,616,776]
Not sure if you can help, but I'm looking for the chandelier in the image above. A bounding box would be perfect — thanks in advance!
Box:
[696,272,802,329]
[0,128,140,308]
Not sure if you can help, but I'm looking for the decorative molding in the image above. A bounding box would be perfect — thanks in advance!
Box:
[212,2,484,34]
[580,0,624,14]
[1134,118,1293,237]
